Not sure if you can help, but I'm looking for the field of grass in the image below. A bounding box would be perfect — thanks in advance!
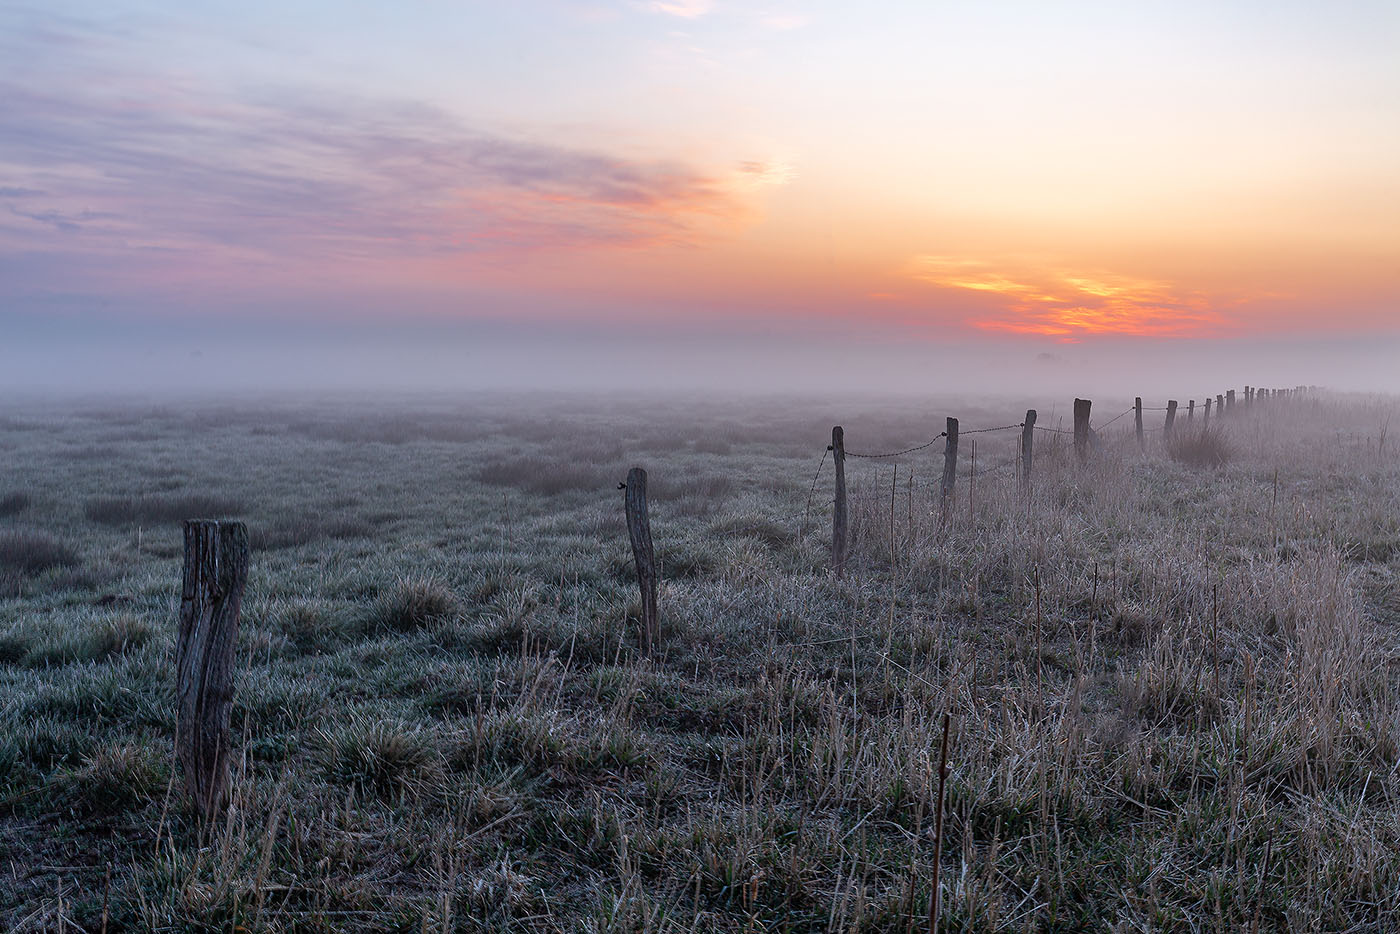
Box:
[2,390,1399,932]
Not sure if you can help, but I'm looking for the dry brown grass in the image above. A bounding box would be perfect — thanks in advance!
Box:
[1167,426,1234,468]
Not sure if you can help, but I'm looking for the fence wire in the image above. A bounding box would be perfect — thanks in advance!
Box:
[798,447,829,537]
[841,433,946,459]
[961,423,1024,434]
[1094,407,1134,430]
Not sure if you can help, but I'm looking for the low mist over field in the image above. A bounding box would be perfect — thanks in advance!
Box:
[5,314,1400,397]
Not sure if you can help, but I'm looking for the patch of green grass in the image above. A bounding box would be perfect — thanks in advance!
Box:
[476,455,618,497]
[52,740,167,816]
[249,514,376,550]
[1167,427,1233,468]
[0,491,31,517]
[317,716,442,799]
[364,577,457,631]
[0,529,79,575]
[83,492,243,525]
[22,613,155,666]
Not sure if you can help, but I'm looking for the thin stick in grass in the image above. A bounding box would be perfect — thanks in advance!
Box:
[1212,583,1220,709]
[1034,567,1044,717]
[969,437,975,525]
[890,464,898,632]
[906,472,913,558]
[1250,837,1273,934]
[890,463,898,570]
[928,711,951,934]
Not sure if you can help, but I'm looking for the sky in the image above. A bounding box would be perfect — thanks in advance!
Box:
[2,1,1398,393]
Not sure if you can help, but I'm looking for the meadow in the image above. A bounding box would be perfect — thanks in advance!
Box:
[1,390,1398,932]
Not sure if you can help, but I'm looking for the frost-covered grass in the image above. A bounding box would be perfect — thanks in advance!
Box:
[1,390,1398,931]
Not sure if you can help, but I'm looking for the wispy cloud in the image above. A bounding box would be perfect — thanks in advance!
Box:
[645,0,714,19]
[758,12,809,30]
[0,84,751,257]
[9,206,119,233]
[909,255,1227,339]
[0,13,790,296]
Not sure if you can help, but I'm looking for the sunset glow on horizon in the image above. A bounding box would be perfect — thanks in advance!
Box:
[3,0,1398,355]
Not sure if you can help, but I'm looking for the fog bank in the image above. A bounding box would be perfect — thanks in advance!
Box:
[3,313,1396,400]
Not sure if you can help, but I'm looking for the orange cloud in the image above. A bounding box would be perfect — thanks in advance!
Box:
[908,256,1228,339]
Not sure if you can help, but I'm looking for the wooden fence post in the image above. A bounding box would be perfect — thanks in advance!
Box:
[176,519,249,821]
[941,418,959,516]
[1226,389,1235,412]
[1203,397,1211,428]
[622,467,658,653]
[1021,409,1036,491]
[1187,400,1195,424]
[1165,400,1178,438]
[1134,398,1144,453]
[831,427,847,577]
[1074,399,1092,463]
[1245,385,1252,407]
[1216,393,1225,416]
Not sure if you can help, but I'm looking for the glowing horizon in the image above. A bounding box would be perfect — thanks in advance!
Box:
[2,1,1397,347]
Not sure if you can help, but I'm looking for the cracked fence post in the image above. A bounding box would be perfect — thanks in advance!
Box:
[1165,400,1178,439]
[1074,399,1092,464]
[622,467,658,654]
[1134,397,1144,453]
[940,417,959,519]
[1020,409,1036,491]
[176,519,249,821]
[831,427,848,578]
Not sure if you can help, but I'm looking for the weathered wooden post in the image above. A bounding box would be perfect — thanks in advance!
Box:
[1020,409,1036,490]
[622,467,658,653]
[1216,393,1225,416]
[1203,397,1212,428]
[1074,399,1092,463]
[1134,398,1144,453]
[1245,385,1252,407]
[831,427,847,577]
[1226,389,1235,412]
[1187,400,1195,423]
[1164,400,1178,438]
[176,519,249,821]
[940,417,959,516]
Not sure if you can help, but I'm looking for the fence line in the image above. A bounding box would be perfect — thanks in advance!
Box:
[160,383,1315,809]
[811,386,1307,568]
